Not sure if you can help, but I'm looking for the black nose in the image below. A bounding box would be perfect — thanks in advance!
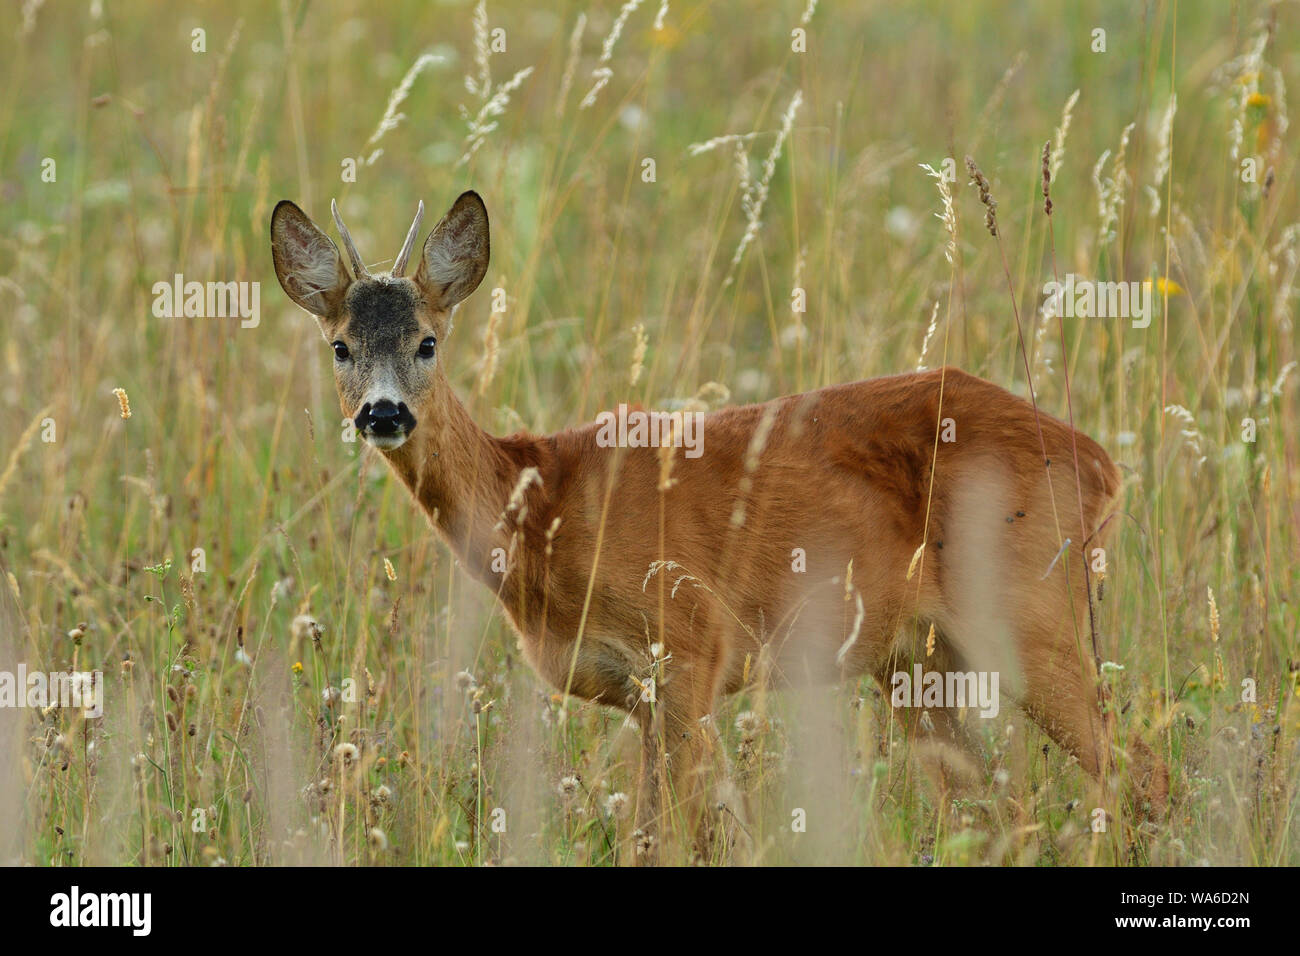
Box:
[355,400,417,436]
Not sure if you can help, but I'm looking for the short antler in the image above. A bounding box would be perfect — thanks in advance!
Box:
[331,198,371,279]
[392,200,425,277]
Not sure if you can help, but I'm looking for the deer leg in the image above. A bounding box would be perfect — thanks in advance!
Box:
[632,701,667,866]
[631,644,738,864]
[1015,603,1168,820]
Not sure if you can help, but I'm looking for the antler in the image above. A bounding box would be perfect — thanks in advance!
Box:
[331,198,371,279]
[392,200,425,277]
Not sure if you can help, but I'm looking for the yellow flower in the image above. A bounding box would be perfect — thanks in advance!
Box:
[292,661,303,675]
[1144,277,1185,297]
[1247,92,1271,109]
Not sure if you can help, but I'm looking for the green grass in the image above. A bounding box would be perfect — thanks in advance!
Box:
[0,0,1296,865]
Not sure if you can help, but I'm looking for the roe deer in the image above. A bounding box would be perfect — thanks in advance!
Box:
[270,191,1167,863]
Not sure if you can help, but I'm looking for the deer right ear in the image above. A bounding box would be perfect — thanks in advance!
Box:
[270,200,351,318]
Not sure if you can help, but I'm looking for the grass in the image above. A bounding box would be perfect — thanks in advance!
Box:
[0,0,1296,866]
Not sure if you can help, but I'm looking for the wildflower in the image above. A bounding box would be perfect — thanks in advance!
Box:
[735,710,762,739]
[604,791,629,817]
[334,742,358,766]
[633,828,656,856]
[1144,276,1184,297]
[558,774,581,799]
[292,614,324,647]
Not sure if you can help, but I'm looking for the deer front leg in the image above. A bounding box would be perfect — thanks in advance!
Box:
[632,700,668,865]
[631,645,739,865]
[632,695,715,864]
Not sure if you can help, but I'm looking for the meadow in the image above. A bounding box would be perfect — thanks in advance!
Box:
[0,0,1296,866]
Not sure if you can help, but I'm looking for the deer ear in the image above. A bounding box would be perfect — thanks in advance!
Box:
[415,191,489,311]
[270,201,351,318]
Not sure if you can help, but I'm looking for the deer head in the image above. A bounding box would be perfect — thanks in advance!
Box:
[270,191,490,450]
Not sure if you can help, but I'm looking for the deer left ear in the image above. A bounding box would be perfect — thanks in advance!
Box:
[270,200,352,319]
[415,191,490,311]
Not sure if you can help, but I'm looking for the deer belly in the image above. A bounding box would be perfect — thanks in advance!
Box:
[523,628,642,710]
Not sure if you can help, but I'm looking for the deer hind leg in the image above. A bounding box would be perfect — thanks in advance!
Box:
[1015,603,1107,776]
[936,463,1167,820]
[1013,577,1168,820]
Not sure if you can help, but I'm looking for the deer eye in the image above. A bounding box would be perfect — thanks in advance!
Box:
[417,336,436,359]
[332,341,350,361]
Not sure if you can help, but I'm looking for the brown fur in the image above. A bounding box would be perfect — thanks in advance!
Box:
[271,193,1168,863]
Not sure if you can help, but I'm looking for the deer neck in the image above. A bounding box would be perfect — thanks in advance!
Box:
[381,372,542,582]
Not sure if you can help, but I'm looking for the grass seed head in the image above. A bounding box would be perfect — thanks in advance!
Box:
[1041,140,1053,216]
[964,156,998,236]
